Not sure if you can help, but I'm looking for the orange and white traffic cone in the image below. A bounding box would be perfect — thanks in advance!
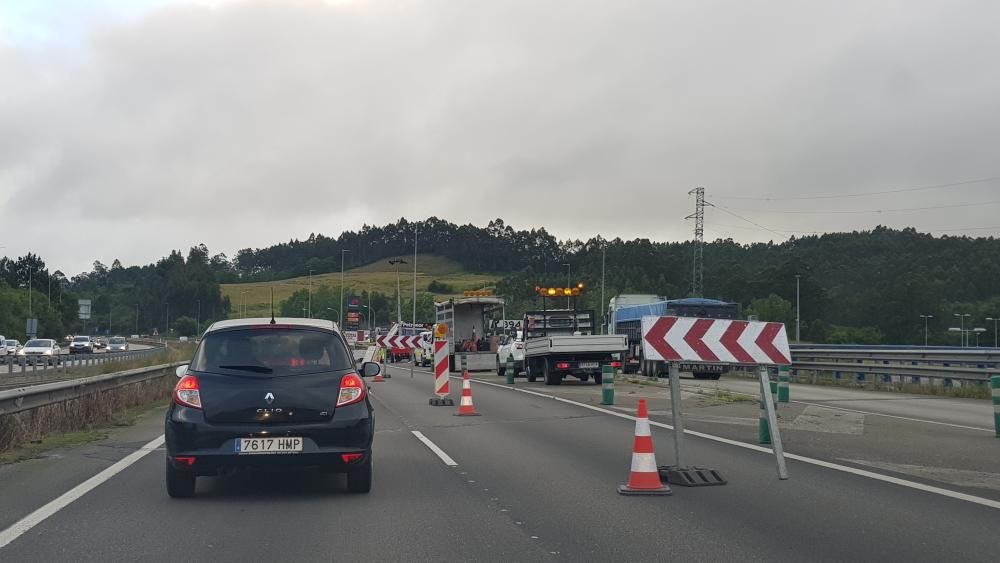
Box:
[618,399,671,495]
[454,371,481,416]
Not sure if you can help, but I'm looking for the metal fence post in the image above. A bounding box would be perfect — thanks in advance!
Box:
[778,365,790,403]
[601,364,614,405]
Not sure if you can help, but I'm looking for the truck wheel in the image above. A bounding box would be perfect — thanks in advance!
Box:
[497,360,505,377]
[526,363,537,383]
[544,362,561,385]
[578,374,589,383]
[593,372,603,385]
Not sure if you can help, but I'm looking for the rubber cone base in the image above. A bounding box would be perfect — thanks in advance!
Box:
[454,411,481,417]
[428,397,455,406]
[617,484,672,496]
[658,465,727,487]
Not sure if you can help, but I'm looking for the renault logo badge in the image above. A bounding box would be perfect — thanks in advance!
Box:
[264,392,275,404]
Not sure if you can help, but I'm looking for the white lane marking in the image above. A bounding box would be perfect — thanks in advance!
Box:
[452,372,1000,510]
[0,435,166,550]
[411,430,458,467]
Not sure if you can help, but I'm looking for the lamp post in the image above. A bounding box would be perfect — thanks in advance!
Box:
[986,317,999,348]
[326,307,340,323]
[135,304,139,335]
[973,327,987,347]
[339,250,351,327]
[795,274,801,343]
[601,244,606,334]
[389,258,407,325]
[919,314,933,347]
[562,263,571,308]
[308,269,315,318]
[953,313,971,347]
[240,290,248,319]
[411,226,419,379]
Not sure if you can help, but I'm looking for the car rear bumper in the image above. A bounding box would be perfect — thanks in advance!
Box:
[165,405,374,476]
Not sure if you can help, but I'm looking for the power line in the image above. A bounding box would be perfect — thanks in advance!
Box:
[712,176,1000,201]
[728,200,1000,215]
[708,201,790,240]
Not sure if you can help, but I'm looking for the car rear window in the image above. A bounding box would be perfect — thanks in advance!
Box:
[25,340,52,347]
[189,328,353,377]
[73,337,90,342]
[5,340,15,346]
[109,337,126,344]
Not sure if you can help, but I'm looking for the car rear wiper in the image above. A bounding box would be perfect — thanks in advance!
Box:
[217,364,273,373]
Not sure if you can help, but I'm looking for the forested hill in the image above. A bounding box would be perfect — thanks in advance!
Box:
[225,219,1000,345]
[3,218,998,344]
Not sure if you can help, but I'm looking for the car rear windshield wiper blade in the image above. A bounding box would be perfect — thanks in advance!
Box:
[217,364,273,373]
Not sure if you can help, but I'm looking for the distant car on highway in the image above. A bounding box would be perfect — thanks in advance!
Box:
[130,334,140,339]
[69,336,95,354]
[164,317,379,498]
[108,336,129,352]
[18,339,61,365]
[94,337,108,350]
[5,339,22,356]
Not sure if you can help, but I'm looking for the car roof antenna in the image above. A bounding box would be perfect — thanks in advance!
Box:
[269,287,276,324]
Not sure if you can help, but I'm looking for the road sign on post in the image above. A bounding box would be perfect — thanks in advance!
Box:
[641,316,790,486]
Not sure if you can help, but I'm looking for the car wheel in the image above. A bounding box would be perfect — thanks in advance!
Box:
[165,461,196,498]
[526,362,536,383]
[346,454,373,494]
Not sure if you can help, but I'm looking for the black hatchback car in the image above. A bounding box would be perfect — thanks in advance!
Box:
[164,318,381,497]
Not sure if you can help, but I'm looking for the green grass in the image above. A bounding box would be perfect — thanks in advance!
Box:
[221,254,501,318]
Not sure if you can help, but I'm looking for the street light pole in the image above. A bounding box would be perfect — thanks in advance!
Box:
[339,249,351,327]
[795,274,801,343]
[197,300,201,336]
[954,313,970,347]
[601,244,606,334]
[919,314,933,346]
[308,269,315,318]
[987,317,1000,348]
[562,263,571,308]
[412,226,418,379]
[135,303,139,335]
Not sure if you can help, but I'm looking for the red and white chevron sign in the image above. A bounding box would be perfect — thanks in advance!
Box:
[641,316,791,365]
[375,335,422,349]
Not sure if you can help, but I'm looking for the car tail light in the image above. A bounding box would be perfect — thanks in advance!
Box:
[341,452,364,464]
[174,456,196,467]
[174,375,202,409]
[611,361,622,368]
[556,362,570,369]
[337,373,366,407]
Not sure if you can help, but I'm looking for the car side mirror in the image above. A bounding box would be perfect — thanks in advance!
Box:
[360,361,381,378]
[175,364,189,378]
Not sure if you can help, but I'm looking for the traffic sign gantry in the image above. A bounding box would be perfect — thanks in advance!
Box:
[641,317,791,365]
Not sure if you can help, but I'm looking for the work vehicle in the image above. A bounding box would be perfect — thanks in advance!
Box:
[164,317,379,498]
[69,335,95,354]
[94,337,108,350]
[18,339,61,365]
[108,336,129,352]
[417,330,434,367]
[522,309,626,385]
[607,294,739,379]
[4,339,19,356]
[434,295,505,371]
[495,331,524,376]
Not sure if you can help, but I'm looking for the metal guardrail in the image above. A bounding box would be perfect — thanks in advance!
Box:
[0,342,167,376]
[789,344,999,384]
[0,361,185,416]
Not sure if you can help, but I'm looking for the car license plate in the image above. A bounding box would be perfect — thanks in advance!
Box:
[235,437,303,455]
[579,362,599,369]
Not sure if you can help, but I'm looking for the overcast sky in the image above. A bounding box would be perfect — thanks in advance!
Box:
[3,0,1000,275]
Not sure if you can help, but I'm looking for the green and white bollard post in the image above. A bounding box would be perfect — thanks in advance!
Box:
[778,365,790,403]
[769,377,778,408]
[460,354,468,373]
[601,364,614,405]
[992,374,1000,438]
[506,353,515,385]
[759,372,772,445]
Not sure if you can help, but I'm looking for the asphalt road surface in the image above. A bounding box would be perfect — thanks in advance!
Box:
[679,375,994,430]
[0,364,997,562]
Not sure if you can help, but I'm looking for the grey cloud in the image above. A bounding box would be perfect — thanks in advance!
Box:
[2,0,1000,275]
